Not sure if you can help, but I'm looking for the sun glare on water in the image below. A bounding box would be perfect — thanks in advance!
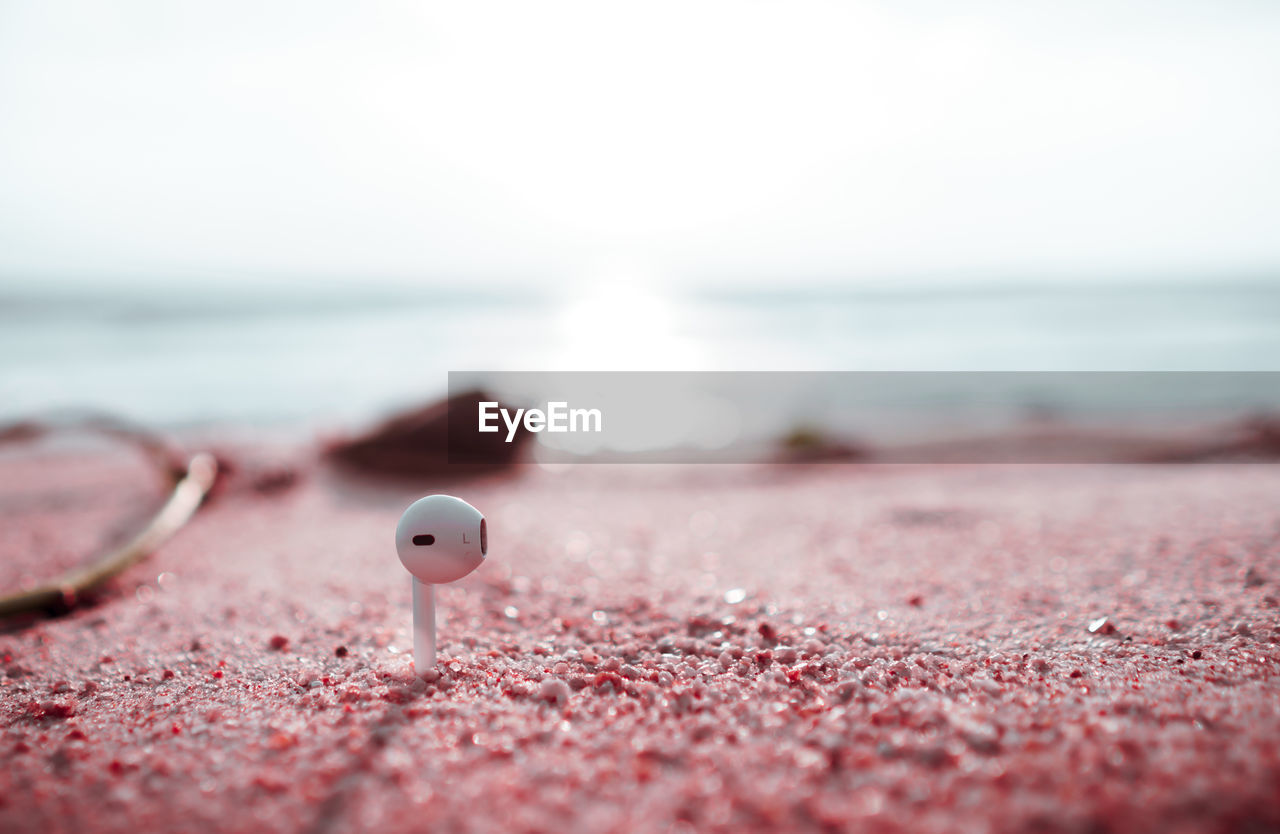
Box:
[531,277,739,456]
[551,278,704,371]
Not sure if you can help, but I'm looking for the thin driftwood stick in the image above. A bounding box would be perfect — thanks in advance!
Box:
[0,417,218,619]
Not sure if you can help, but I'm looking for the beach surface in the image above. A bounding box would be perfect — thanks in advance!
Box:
[2,447,1279,833]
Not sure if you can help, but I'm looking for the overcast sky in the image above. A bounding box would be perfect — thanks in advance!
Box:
[1,1,1278,291]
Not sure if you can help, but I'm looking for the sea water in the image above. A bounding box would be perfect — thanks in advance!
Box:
[1,281,1278,431]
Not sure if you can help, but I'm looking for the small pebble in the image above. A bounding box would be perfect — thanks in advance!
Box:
[1087,617,1117,635]
[539,678,571,708]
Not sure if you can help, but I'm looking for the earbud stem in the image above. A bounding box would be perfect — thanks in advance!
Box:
[412,577,436,673]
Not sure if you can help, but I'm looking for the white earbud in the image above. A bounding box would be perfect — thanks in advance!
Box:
[395,494,487,673]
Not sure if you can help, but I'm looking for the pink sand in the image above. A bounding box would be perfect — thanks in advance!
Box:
[2,454,1279,832]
